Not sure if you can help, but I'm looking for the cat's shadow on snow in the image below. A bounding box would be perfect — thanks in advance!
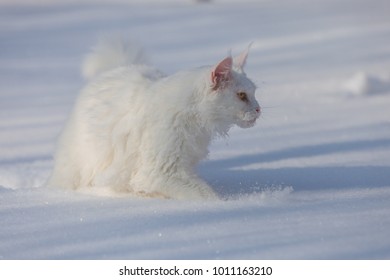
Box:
[199,138,390,198]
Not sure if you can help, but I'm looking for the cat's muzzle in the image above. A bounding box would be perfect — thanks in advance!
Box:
[239,107,261,128]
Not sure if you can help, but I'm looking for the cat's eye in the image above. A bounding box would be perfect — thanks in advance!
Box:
[237,92,248,102]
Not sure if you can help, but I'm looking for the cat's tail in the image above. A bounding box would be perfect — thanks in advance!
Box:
[82,36,148,79]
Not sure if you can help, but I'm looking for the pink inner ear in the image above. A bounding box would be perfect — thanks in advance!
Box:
[211,56,232,89]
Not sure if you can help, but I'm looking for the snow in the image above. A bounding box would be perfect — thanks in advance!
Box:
[1,0,390,259]
[344,72,390,96]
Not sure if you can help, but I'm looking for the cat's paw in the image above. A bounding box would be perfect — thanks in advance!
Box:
[176,185,219,201]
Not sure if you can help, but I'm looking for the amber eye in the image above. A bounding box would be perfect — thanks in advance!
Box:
[237,92,248,102]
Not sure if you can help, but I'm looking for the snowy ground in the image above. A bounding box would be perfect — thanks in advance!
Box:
[1,0,390,259]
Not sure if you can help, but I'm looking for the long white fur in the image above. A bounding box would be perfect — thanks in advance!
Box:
[48,37,260,200]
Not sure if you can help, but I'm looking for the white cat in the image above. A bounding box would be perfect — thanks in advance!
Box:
[48,38,261,200]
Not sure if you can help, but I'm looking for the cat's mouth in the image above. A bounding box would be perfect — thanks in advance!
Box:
[237,115,259,128]
[239,118,257,128]
[237,109,260,128]
[246,118,257,126]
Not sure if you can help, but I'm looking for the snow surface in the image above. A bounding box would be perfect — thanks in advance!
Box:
[1,0,390,259]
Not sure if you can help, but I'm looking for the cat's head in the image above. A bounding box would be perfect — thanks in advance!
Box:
[208,47,261,130]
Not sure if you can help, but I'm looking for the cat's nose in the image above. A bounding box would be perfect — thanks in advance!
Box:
[255,107,261,114]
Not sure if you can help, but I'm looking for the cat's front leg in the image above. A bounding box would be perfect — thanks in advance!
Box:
[158,176,219,201]
[133,162,219,200]
[178,181,219,201]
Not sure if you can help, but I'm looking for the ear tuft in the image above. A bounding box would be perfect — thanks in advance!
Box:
[234,43,253,70]
[211,56,232,90]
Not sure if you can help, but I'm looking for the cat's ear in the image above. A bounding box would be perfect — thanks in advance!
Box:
[211,56,233,90]
[234,43,252,70]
